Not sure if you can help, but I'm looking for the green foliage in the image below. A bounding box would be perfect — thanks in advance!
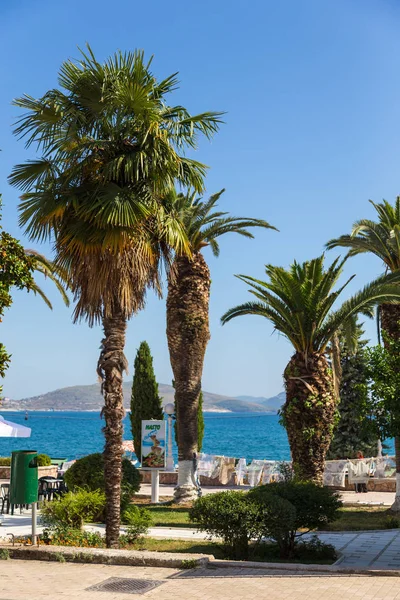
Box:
[37,454,52,467]
[327,196,400,273]
[43,527,105,548]
[295,535,337,561]
[250,482,342,532]
[120,505,152,542]
[189,491,262,560]
[197,391,204,452]
[221,255,400,355]
[384,516,400,529]
[130,342,163,462]
[163,188,275,257]
[0,199,34,398]
[0,457,11,466]
[249,482,342,558]
[0,549,10,560]
[41,489,106,530]
[9,46,223,327]
[54,552,66,562]
[64,453,140,504]
[180,559,198,569]
[328,324,378,459]
[366,335,400,438]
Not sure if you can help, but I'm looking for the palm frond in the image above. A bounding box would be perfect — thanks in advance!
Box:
[222,255,400,356]
[326,197,400,271]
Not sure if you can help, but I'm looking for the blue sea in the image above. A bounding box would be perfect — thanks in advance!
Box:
[0,411,394,461]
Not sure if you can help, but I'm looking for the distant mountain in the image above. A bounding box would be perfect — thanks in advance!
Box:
[235,391,285,412]
[4,383,279,414]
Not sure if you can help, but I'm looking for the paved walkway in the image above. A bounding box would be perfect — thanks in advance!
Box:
[1,560,400,599]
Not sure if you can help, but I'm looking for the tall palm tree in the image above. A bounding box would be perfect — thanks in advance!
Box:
[9,46,223,546]
[165,189,276,501]
[327,197,400,509]
[221,255,400,483]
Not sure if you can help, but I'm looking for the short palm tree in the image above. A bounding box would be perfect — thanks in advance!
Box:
[327,197,400,509]
[165,189,275,501]
[9,47,222,546]
[221,255,400,483]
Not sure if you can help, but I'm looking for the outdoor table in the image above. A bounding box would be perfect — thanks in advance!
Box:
[38,478,65,501]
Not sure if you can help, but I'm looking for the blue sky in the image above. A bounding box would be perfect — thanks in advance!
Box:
[1,0,400,400]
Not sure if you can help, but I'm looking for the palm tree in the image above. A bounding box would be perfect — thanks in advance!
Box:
[9,46,223,546]
[221,255,400,483]
[165,189,276,501]
[327,197,400,509]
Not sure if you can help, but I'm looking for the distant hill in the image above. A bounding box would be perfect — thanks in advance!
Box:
[4,383,283,414]
[236,392,285,412]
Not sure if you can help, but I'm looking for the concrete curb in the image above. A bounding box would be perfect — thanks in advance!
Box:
[211,558,400,576]
[4,545,211,569]
[3,544,400,576]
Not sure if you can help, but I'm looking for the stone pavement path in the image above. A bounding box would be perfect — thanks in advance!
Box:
[317,530,400,570]
[1,560,400,600]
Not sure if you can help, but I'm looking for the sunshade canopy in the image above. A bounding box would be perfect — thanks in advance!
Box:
[0,415,31,438]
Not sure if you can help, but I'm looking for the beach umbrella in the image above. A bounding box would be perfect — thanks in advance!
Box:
[0,415,31,438]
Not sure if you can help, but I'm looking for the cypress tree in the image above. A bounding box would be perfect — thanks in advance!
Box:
[130,342,163,461]
[328,325,378,459]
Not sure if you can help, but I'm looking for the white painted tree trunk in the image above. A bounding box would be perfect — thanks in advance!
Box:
[391,473,400,513]
[174,460,200,503]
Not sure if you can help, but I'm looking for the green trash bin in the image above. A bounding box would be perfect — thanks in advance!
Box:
[10,450,38,505]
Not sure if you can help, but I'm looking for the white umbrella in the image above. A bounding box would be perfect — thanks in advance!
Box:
[0,415,31,438]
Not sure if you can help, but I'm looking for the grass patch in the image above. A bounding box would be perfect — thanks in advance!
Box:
[138,504,192,528]
[127,537,335,564]
[322,506,396,531]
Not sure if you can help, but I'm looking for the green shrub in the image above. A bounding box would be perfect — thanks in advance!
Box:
[64,453,140,507]
[385,516,400,529]
[295,535,337,561]
[41,489,106,530]
[43,527,105,548]
[0,455,51,467]
[189,491,262,560]
[249,482,342,558]
[37,454,52,467]
[120,505,152,543]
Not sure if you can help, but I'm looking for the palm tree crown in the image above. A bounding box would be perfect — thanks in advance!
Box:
[164,188,276,255]
[9,46,223,324]
[326,197,400,271]
[221,255,400,354]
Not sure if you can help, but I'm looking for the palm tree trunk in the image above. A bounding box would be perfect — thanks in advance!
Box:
[166,253,210,502]
[97,310,128,547]
[283,352,336,484]
[381,303,400,512]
